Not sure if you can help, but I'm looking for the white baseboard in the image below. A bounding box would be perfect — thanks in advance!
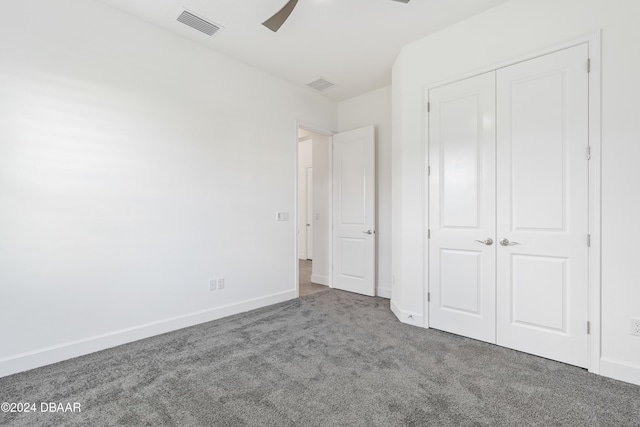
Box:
[390,299,402,321]
[390,299,423,327]
[377,287,392,299]
[310,275,329,286]
[599,357,640,386]
[0,290,297,379]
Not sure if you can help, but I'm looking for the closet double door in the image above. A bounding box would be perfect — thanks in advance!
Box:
[428,44,589,368]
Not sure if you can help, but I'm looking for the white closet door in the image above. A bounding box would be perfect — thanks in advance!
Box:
[429,72,497,343]
[496,44,589,367]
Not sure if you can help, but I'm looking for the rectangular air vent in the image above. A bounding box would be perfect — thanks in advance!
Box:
[177,10,222,36]
[307,78,335,92]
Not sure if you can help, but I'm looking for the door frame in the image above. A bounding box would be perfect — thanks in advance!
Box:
[294,121,335,298]
[306,165,313,259]
[422,31,602,374]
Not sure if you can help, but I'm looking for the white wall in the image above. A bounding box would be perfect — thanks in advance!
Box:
[338,86,392,298]
[392,0,640,385]
[311,134,331,286]
[0,0,336,377]
[297,138,312,259]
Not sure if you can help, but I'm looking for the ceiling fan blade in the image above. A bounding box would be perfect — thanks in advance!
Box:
[262,0,299,32]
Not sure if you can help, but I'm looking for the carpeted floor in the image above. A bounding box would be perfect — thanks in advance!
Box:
[1,290,639,426]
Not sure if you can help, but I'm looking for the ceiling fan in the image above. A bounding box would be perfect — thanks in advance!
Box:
[262,0,411,32]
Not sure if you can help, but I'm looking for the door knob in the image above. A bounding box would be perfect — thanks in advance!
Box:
[362,230,374,235]
[475,238,493,246]
[500,238,520,246]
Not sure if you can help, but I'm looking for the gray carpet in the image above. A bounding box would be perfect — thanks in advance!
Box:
[1,290,639,426]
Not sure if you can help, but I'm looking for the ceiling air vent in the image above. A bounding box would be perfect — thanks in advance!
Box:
[177,10,222,36]
[307,78,335,92]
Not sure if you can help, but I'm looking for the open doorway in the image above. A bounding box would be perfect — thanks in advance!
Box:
[297,126,331,297]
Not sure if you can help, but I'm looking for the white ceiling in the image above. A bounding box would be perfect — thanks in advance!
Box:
[98,0,510,101]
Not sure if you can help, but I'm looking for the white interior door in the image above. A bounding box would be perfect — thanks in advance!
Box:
[332,126,375,296]
[496,44,589,367]
[306,167,313,260]
[428,72,497,343]
[427,44,589,367]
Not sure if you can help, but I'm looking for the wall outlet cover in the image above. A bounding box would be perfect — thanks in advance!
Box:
[631,318,640,336]
[218,278,225,289]
[209,279,217,291]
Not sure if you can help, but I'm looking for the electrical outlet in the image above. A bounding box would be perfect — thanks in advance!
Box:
[631,318,640,336]
[217,277,225,289]
[209,279,217,291]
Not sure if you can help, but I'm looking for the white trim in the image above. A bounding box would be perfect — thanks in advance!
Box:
[297,121,334,137]
[310,274,329,286]
[377,287,392,299]
[294,121,301,298]
[586,31,602,375]
[328,134,333,289]
[391,300,424,327]
[0,290,297,378]
[423,31,603,92]
[390,299,402,321]
[422,68,431,329]
[600,357,640,386]
[421,31,602,373]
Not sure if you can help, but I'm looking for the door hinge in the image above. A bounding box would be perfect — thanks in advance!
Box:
[428,166,431,176]
[427,229,431,239]
[587,58,591,73]
[587,234,591,247]
[587,146,591,160]
[427,102,431,113]
[427,292,431,302]
[587,321,591,335]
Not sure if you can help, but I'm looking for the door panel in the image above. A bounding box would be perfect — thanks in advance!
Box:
[441,94,481,228]
[510,71,566,231]
[429,72,496,343]
[440,249,482,314]
[332,126,375,296]
[496,44,589,367]
[510,255,567,332]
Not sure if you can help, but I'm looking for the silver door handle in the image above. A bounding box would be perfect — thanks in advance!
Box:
[500,238,520,246]
[475,238,493,246]
[306,224,311,226]
[362,230,374,235]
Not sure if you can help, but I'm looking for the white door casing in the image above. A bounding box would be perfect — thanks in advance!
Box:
[306,166,313,260]
[496,43,589,368]
[298,139,312,260]
[332,126,376,296]
[428,72,497,344]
